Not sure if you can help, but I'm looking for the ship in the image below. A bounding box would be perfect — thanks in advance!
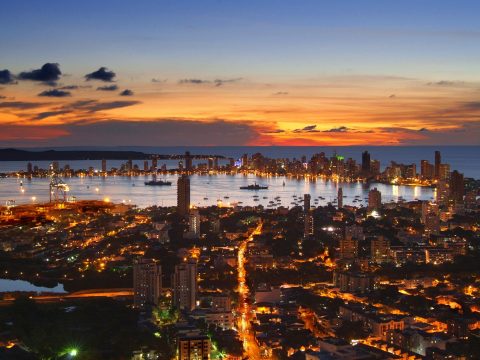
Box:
[144,180,172,186]
[240,182,268,190]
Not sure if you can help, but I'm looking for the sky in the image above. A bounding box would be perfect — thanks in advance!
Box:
[1,0,480,147]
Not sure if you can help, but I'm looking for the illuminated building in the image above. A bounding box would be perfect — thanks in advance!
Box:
[368,188,382,211]
[370,159,380,175]
[133,258,162,308]
[304,212,314,238]
[339,236,358,260]
[424,213,440,236]
[143,160,149,172]
[436,181,449,206]
[188,208,201,237]
[27,162,33,173]
[177,175,190,216]
[435,150,441,179]
[438,163,450,182]
[177,335,210,360]
[420,160,434,180]
[151,157,158,171]
[101,159,107,173]
[371,236,390,264]
[173,260,198,311]
[333,270,374,293]
[338,187,343,209]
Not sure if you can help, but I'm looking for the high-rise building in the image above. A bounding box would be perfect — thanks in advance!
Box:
[368,188,382,211]
[133,258,162,308]
[207,158,214,170]
[438,164,450,182]
[189,208,201,237]
[304,212,314,237]
[27,162,33,174]
[436,181,450,206]
[371,236,390,264]
[361,151,371,174]
[449,170,465,203]
[185,151,193,173]
[339,236,358,260]
[173,260,198,311]
[420,160,434,180]
[370,159,381,176]
[143,160,149,172]
[101,159,107,173]
[434,151,441,179]
[177,175,190,216]
[424,213,440,236]
[178,335,210,360]
[338,187,343,209]
[304,194,311,212]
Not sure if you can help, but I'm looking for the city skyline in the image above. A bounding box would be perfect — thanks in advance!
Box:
[1,1,480,147]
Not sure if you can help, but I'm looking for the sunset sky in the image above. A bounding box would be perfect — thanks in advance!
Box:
[1,0,480,147]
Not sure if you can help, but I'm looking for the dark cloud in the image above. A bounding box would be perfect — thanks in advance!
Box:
[389,94,396,98]
[426,80,466,86]
[323,126,350,133]
[64,100,140,113]
[0,119,262,147]
[0,101,46,110]
[273,92,289,95]
[33,110,71,121]
[293,125,319,133]
[97,85,119,91]
[18,63,61,85]
[119,89,134,96]
[179,79,210,84]
[0,95,6,99]
[214,78,242,87]
[0,69,16,84]
[263,129,285,134]
[462,101,480,110]
[151,78,167,83]
[85,67,116,82]
[38,89,71,97]
[418,127,429,132]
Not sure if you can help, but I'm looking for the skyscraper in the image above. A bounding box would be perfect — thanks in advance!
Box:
[173,260,198,311]
[133,258,162,308]
[368,188,382,211]
[449,170,465,203]
[178,335,210,360]
[361,151,371,174]
[189,208,201,237]
[434,150,441,179]
[101,159,107,173]
[177,175,190,216]
[304,194,311,212]
[338,187,343,209]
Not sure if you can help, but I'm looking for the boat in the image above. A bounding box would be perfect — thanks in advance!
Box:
[263,196,268,199]
[224,196,230,199]
[144,180,172,186]
[240,182,268,190]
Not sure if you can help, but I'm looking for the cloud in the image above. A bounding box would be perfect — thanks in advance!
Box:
[293,125,319,133]
[389,94,396,98]
[58,85,92,90]
[0,119,264,146]
[0,69,16,84]
[119,89,134,96]
[214,78,242,87]
[179,79,210,85]
[33,110,71,121]
[151,78,167,83]
[85,67,116,82]
[0,95,6,99]
[418,127,429,132]
[273,92,289,95]
[18,63,62,85]
[0,101,46,110]
[97,85,119,91]
[63,99,141,113]
[462,101,480,110]
[322,126,350,133]
[38,89,71,97]
[427,80,464,86]
[263,129,285,134]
